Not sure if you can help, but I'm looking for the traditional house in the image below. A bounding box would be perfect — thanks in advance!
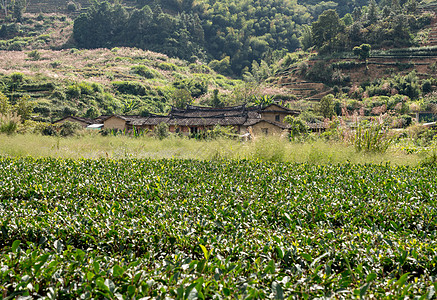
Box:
[103,115,147,131]
[56,103,300,137]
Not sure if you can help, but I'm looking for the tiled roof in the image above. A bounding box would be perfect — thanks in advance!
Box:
[56,103,299,129]
[93,115,111,123]
[53,116,94,124]
[170,105,248,119]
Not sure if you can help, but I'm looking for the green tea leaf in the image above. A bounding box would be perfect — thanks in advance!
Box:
[395,273,410,288]
[199,244,209,260]
[366,273,377,283]
[11,240,20,253]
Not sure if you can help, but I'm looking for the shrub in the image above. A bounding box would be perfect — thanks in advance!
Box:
[306,61,333,83]
[206,125,235,139]
[353,122,393,153]
[156,62,177,71]
[50,61,61,68]
[173,78,208,98]
[91,82,104,94]
[36,123,57,136]
[77,82,94,95]
[8,41,27,51]
[189,63,212,74]
[400,114,412,128]
[62,106,78,117]
[297,61,309,75]
[208,57,231,75]
[112,81,148,96]
[59,121,82,137]
[51,89,66,100]
[27,50,41,60]
[85,107,100,119]
[66,84,81,99]
[131,65,159,79]
[0,112,20,135]
[422,79,433,94]
[154,122,169,140]
[11,72,24,83]
[284,116,309,138]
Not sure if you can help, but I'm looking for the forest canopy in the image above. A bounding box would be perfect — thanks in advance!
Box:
[72,0,429,75]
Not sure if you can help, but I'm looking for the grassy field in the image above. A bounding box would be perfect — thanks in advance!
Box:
[0,133,428,165]
[0,157,436,298]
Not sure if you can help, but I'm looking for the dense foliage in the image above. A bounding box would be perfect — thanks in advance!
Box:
[73,3,205,61]
[309,1,431,54]
[1,157,437,298]
[73,0,413,74]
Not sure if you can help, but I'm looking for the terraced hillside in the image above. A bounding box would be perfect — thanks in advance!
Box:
[272,3,437,102]
[276,70,332,102]
[276,53,437,102]
[0,48,244,121]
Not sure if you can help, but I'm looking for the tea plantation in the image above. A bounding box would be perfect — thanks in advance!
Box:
[0,157,436,299]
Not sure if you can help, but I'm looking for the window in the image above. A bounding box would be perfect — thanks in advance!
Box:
[275,115,280,122]
[261,128,268,135]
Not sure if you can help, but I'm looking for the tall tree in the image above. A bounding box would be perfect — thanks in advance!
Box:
[300,24,313,50]
[311,9,345,51]
[317,94,336,118]
[172,89,193,109]
[367,0,379,25]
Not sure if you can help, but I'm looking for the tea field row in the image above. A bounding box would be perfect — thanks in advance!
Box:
[0,158,436,299]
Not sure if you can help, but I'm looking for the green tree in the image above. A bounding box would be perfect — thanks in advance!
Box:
[353,43,371,72]
[59,121,82,137]
[154,122,169,140]
[208,56,231,75]
[73,1,128,48]
[353,43,371,60]
[311,9,345,52]
[85,107,101,119]
[284,116,309,138]
[352,7,362,21]
[14,95,35,122]
[299,24,314,50]
[367,0,379,24]
[211,89,224,108]
[1,0,8,16]
[172,88,193,109]
[317,94,336,118]
[232,81,261,105]
[342,13,354,26]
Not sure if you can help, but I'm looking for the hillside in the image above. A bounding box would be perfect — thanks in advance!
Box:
[0,47,250,122]
[273,4,437,105]
[1,0,437,127]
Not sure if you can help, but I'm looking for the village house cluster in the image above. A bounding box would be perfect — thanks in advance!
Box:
[54,104,303,136]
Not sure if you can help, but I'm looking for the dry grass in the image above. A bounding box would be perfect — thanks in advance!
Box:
[0,47,243,99]
[0,133,423,165]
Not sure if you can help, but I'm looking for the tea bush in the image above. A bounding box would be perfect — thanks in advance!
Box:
[0,158,436,298]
